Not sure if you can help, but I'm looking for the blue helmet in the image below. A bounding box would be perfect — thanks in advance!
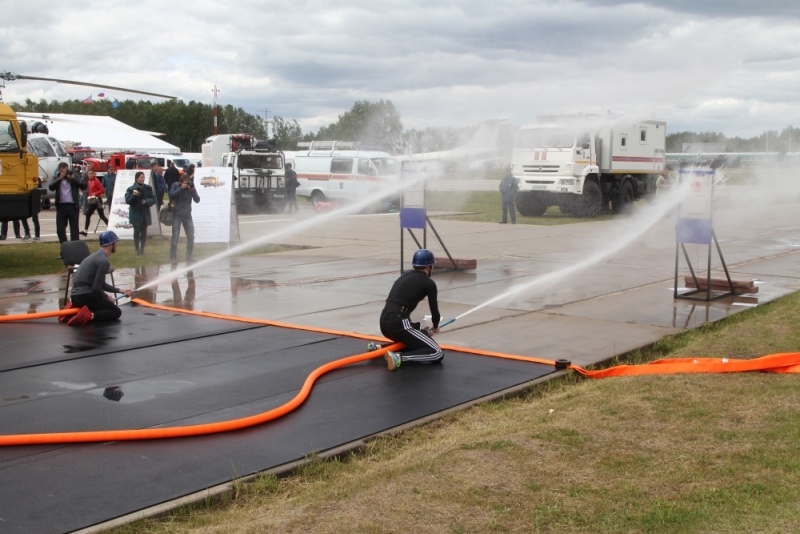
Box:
[99,231,120,247]
[412,249,435,268]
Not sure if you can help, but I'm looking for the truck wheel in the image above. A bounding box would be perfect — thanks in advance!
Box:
[612,180,635,214]
[577,181,603,217]
[516,193,547,217]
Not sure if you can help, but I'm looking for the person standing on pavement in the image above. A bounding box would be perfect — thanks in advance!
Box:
[80,170,109,236]
[65,231,133,326]
[102,166,117,205]
[150,161,167,212]
[0,219,31,240]
[49,161,88,243]
[124,171,156,255]
[168,172,201,264]
[284,163,300,213]
[373,248,443,371]
[498,166,518,224]
[163,160,180,192]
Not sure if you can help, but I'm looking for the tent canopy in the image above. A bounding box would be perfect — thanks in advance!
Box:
[17,112,180,154]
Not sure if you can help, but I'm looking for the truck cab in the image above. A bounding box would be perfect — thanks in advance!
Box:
[221,140,287,213]
[0,103,40,221]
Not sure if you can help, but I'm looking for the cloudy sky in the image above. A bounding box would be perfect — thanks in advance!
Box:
[3,0,799,138]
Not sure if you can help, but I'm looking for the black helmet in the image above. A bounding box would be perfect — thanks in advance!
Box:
[412,249,435,268]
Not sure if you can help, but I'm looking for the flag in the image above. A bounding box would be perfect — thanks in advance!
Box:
[82,94,93,104]
[112,99,119,109]
[97,92,105,99]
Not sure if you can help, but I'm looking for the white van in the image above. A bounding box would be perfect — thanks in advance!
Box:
[149,153,193,172]
[26,133,71,208]
[293,141,400,210]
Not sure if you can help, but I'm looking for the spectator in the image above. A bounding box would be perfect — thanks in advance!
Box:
[124,171,156,255]
[80,170,109,236]
[103,167,117,205]
[163,160,180,191]
[285,163,300,213]
[150,161,167,211]
[0,219,31,240]
[168,172,201,264]
[498,166,518,224]
[49,162,87,244]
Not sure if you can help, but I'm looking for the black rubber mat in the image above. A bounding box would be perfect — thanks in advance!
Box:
[0,305,555,533]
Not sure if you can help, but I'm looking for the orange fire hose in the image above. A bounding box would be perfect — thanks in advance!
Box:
[0,299,797,446]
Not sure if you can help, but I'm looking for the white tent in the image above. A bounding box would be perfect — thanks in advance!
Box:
[17,112,180,154]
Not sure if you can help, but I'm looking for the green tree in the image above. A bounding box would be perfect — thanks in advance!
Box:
[272,116,303,149]
[314,100,403,150]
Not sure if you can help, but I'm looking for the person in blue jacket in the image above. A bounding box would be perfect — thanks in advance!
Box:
[124,171,156,255]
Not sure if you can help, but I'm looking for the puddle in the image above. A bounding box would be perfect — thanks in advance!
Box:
[88,380,195,403]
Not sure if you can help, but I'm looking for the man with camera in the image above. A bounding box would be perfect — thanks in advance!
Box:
[49,161,88,244]
[168,169,201,264]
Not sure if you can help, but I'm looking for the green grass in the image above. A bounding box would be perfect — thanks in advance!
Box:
[0,239,304,279]
[109,292,800,534]
[426,190,616,225]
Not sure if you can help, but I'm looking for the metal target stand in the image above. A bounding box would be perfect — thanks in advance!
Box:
[398,162,459,274]
[673,166,734,302]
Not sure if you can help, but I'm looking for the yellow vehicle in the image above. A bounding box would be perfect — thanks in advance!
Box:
[0,103,40,222]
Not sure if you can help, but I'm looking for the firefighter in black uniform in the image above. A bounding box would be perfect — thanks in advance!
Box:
[372,249,443,371]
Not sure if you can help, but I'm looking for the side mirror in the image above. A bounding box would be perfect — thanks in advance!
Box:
[19,121,28,151]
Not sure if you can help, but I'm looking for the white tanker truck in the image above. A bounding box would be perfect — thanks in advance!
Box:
[511,116,666,217]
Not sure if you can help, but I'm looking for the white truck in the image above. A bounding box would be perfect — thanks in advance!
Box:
[293,141,400,211]
[202,134,287,213]
[511,117,666,217]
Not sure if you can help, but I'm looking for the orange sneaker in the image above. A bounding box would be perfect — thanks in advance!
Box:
[67,306,93,326]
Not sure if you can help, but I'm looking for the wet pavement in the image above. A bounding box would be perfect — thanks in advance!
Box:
[2,184,799,367]
[0,183,798,532]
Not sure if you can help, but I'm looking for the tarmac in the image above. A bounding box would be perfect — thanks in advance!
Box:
[4,183,799,367]
[0,182,798,532]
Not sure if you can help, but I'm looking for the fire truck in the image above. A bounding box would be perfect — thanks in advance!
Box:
[202,134,287,213]
[0,103,40,222]
[511,116,666,217]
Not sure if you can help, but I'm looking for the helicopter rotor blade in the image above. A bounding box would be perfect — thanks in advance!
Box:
[6,73,177,100]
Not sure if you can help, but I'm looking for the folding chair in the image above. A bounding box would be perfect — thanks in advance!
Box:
[60,241,117,306]
[61,241,91,305]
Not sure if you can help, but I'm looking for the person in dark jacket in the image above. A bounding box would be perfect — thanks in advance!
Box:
[102,167,117,205]
[373,248,443,371]
[498,167,518,224]
[66,231,133,326]
[163,160,180,191]
[150,161,167,211]
[168,173,201,264]
[285,163,300,213]
[49,162,88,243]
[124,171,156,255]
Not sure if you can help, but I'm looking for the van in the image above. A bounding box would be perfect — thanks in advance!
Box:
[26,133,71,208]
[293,141,400,210]
[150,153,192,172]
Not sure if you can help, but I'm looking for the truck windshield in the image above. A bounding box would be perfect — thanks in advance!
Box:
[370,157,398,176]
[515,128,575,149]
[0,121,20,152]
[238,154,283,170]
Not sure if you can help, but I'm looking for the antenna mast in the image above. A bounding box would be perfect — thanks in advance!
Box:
[258,108,270,138]
[212,84,220,135]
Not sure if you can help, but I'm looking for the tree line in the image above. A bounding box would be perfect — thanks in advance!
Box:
[10,97,797,155]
